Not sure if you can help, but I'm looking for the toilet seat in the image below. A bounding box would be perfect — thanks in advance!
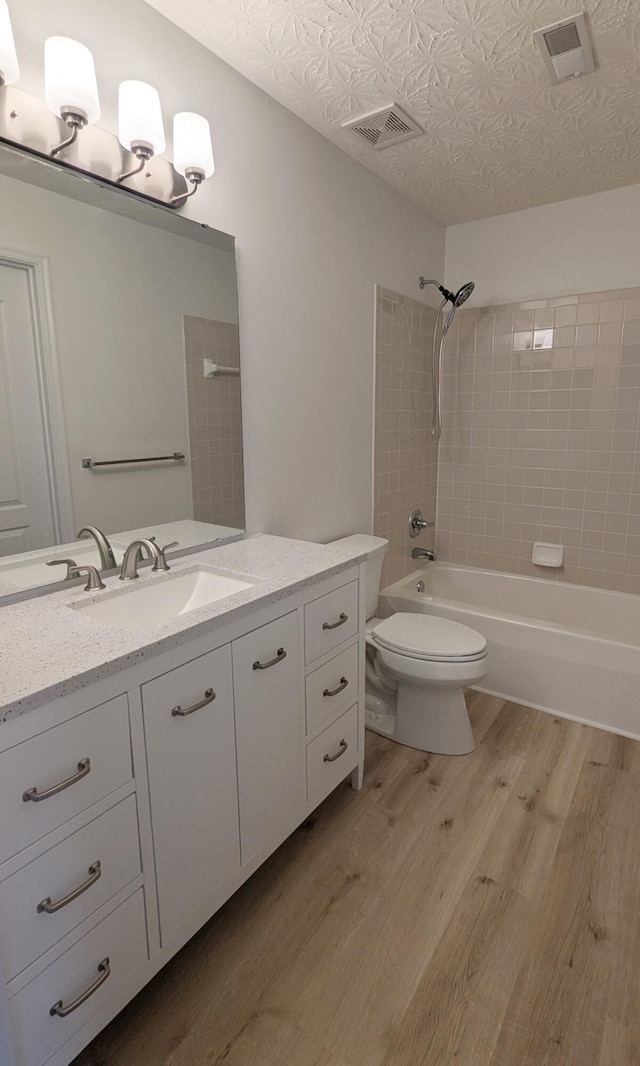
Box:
[371,613,487,664]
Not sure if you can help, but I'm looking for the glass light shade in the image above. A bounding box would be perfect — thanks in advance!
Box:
[0,1,19,85]
[44,37,100,125]
[173,112,214,179]
[118,80,165,155]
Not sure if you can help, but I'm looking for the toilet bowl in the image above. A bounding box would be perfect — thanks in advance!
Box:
[366,613,487,755]
[331,534,488,756]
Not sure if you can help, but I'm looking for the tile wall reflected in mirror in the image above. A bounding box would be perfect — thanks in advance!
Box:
[0,146,244,599]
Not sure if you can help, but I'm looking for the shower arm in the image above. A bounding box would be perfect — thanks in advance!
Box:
[419,277,457,304]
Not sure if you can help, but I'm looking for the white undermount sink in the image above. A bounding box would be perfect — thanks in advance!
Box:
[72,569,255,632]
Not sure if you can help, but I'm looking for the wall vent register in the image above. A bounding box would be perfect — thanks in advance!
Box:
[534,13,596,83]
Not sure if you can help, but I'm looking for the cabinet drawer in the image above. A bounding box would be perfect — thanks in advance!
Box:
[233,612,303,865]
[306,703,358,801]
[0,795,141,982]
[0,696,132,863]
[305,643,359,736]
[142,644,240,947]
[8,888,147,1066]
[304,580,358,665]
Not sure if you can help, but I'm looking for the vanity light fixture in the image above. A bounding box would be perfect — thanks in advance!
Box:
[0,11,214,208]
[45,37,100,157]
[118,80,165,182]
[171,112,215,203]
[0,0,19,86]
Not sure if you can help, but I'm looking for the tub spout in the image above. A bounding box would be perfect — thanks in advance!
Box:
[412,547,436,561]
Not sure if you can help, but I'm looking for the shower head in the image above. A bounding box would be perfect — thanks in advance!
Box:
[444,282,475,332]
[418,277,475,308]
[453,281,474,307]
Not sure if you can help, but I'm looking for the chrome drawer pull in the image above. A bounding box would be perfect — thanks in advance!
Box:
[323,677,349,698]
[38,861,102,915]
[23,758,91,803]
[50,957,111,1018]
[253,647,287,671]
[172,688,216,717]
[323,739,349,763]
[322,612,348,631]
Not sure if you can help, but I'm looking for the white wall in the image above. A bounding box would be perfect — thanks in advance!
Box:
[0,172,236,534]
[446,183,640,308]
[10,0,444,543]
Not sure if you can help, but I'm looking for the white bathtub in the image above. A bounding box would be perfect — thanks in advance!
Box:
[380,563,640,740]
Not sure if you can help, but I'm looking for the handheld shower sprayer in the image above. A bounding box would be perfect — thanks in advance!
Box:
[418,277,476,443]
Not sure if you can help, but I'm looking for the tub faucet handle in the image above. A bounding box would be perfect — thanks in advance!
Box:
[409,508,435,539]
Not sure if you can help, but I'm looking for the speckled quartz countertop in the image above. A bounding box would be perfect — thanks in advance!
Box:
[0,534,365,723]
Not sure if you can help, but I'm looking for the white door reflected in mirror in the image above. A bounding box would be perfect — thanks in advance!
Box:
[0,262,58,555]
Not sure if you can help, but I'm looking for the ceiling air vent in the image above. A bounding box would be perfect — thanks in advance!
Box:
[534,13,596,83]
[342,105,423,150]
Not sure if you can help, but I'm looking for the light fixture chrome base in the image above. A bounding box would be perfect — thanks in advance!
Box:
[51,107,88,157]
[118,141,155,183]
[171,167,205,205]
[0,86,189,207]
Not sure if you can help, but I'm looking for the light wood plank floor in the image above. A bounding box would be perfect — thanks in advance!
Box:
[73,694,640,1066]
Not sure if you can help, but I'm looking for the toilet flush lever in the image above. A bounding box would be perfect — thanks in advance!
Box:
[409,509,435,539]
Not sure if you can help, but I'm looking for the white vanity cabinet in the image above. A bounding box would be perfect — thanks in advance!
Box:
[0,560,365,1066]
[233,611,303,865]
[142,644,240,948]
[0,696,144,1066]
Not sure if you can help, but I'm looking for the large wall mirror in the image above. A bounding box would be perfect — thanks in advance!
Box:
[0,144,244,600]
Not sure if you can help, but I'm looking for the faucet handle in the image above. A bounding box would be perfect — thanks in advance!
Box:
[46,558,79,581]
[152,541,179,573]
[408,509,435,539]
[46,559,105,590]
[70,565,106,591]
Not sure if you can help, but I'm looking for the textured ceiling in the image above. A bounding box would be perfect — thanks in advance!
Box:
[144,0,640,224]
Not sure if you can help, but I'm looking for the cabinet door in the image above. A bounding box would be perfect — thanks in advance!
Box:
[142,645,239,947]
[233,612,303,865]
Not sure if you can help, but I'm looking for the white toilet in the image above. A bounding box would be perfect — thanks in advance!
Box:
[333,535,488,755]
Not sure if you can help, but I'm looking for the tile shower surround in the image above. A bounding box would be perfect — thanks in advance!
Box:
[373,286,438,588]
[437,287,640,594]
[184,315,245,531]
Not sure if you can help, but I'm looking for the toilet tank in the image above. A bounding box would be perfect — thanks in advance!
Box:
[330,534,388,620]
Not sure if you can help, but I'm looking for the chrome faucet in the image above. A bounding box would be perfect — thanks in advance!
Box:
[412,547,436,562]
[119,539,163,581]
[77,526,117,571]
